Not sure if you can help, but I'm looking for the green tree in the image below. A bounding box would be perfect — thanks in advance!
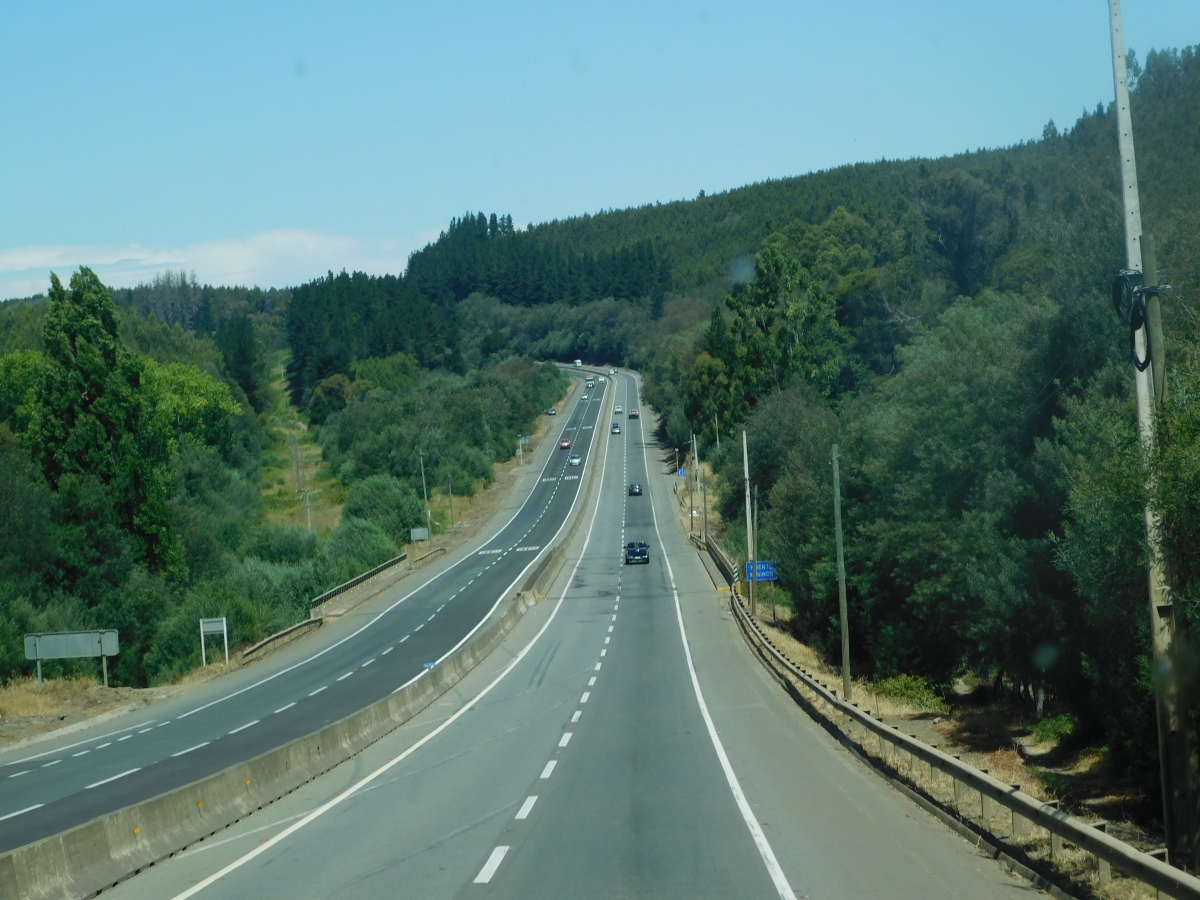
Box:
[26,269,180,576]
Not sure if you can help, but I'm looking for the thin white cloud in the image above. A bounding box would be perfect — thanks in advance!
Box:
[0,227,443,301]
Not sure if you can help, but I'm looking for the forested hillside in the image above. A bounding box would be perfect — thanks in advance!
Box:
[3,43,1198,794]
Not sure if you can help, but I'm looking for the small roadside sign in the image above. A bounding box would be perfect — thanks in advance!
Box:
[745,560,778,581]
[677,468,686,477]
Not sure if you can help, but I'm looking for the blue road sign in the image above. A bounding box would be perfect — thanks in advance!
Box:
[745,560,778,581]
[677,468,686,477]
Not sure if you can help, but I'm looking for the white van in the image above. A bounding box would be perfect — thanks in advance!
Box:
[574,359,582,367]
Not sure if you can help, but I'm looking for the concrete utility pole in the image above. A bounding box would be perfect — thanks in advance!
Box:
[832,443,851,702]
[419,450,431,539]
[742,430,756,617]
[690,433,697,535]
[1107,0,1194,869]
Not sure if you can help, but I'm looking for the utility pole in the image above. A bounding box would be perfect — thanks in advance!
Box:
[742,430,755,617]
[1107,0,1194,869]
[701,460,708,542]
[419,450,431,541]
[690,433,697,536]
[714,412,720,454]
[447,474,455,532]
[832,443,851,702]
[752,486,760,618]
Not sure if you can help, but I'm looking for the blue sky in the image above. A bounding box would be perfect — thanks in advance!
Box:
[2,1,1198,300]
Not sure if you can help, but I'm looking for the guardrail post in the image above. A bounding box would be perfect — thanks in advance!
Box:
[1010,785,1029,837]
[979,768,995,824]
[1090,821,1112,883]
[1045,800,1064,859]
[951,756,965,809]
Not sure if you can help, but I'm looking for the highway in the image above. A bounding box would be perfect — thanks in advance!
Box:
[0,370,610,853]
[96,371,1038,900]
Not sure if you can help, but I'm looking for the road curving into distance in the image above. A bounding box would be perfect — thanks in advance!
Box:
[0,371,610,855]
[95,370,1037,900]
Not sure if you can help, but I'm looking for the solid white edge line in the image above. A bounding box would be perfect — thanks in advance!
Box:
[635,373,797,900]
[515,795,537,820]
[171,377,605,724]
[165,378,615,900]
[473,845,510,883]
[85,768,141,790]
[0,803,44,821]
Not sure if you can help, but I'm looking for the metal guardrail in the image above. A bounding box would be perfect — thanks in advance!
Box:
[308,552,408,610]
[729,594,1200,899]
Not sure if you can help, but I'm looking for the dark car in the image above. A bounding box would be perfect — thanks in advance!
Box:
[628,483,642,496]
[624,541,649,564]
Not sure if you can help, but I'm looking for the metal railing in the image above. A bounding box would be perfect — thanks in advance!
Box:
[729,594,1200,900]
[308,552,407,611]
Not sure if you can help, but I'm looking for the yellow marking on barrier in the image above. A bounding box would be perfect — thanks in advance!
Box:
[197,801,204,807]
[245,779,252,785]
[717,586,730,592]
[133,827,141,834]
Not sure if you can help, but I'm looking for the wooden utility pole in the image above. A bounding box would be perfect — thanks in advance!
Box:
[832,443,851,702]
[1108,0,1195,869]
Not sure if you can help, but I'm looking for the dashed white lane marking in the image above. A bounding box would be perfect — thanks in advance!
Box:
[437,604,446,612]
[361,658,375,667]
[85,767,139,789]
[382,647,393,655]
[228,720,259,735]
[608,626,614,633]
[594,662,602,671]
[96,742,112,749]
[158,722,170,727]
[7,770,30,778]
[399,635,410,643]
[612,614,617,621]
[41,760,61,768]
[72,750,89,757]
[308,686,327,697]
[171,742,210,758]
[336,672,354,682]
[275,702,297,713]
[0,804,44,821]
[588,676,596,686]
[540,760,557,779]
[604,637,610,644]
[571,711,581,723]
[474,846,510,884]
[600,649,607,657]
[118,734,132,741]
[414,623,425,632]
[558,732,572,748]
[580,691,590,703]
[516,796,538,820]
[138,728,153,734]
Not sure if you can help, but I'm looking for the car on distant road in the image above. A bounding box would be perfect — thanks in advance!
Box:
[624,541,649,564]
[582,394,588,400]
[545,407,557,415]
[628,408,639,419]
[560,438,571,449]
[574,359,582,367]
[614,405,623,414]
[611,422,621,434]
[586,379,595,388]
[628,483,642,496]
[568,454,582,466]
[610,368,618,375]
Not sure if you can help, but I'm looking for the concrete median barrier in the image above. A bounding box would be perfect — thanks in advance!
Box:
[0,588,530,900]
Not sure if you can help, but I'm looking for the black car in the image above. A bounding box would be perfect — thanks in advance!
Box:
[628,483,642,495]
[624,541,649,564]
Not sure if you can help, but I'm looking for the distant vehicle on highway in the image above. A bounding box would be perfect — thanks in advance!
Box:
[586,378,595,388]
[611,422,621,434]
[568,454,582,466]
[628,408,639,419]
[614,405,623,413]
[624,541,649,564]
[545,407,557,415]
[628,483,642,496]
[582,394,588,400]
[574,359,582,367]
[610,368,618,375]
[559,438,571,449]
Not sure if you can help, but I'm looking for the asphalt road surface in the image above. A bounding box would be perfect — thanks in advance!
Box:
[97,371,1038,900]
[0,371,609,853]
